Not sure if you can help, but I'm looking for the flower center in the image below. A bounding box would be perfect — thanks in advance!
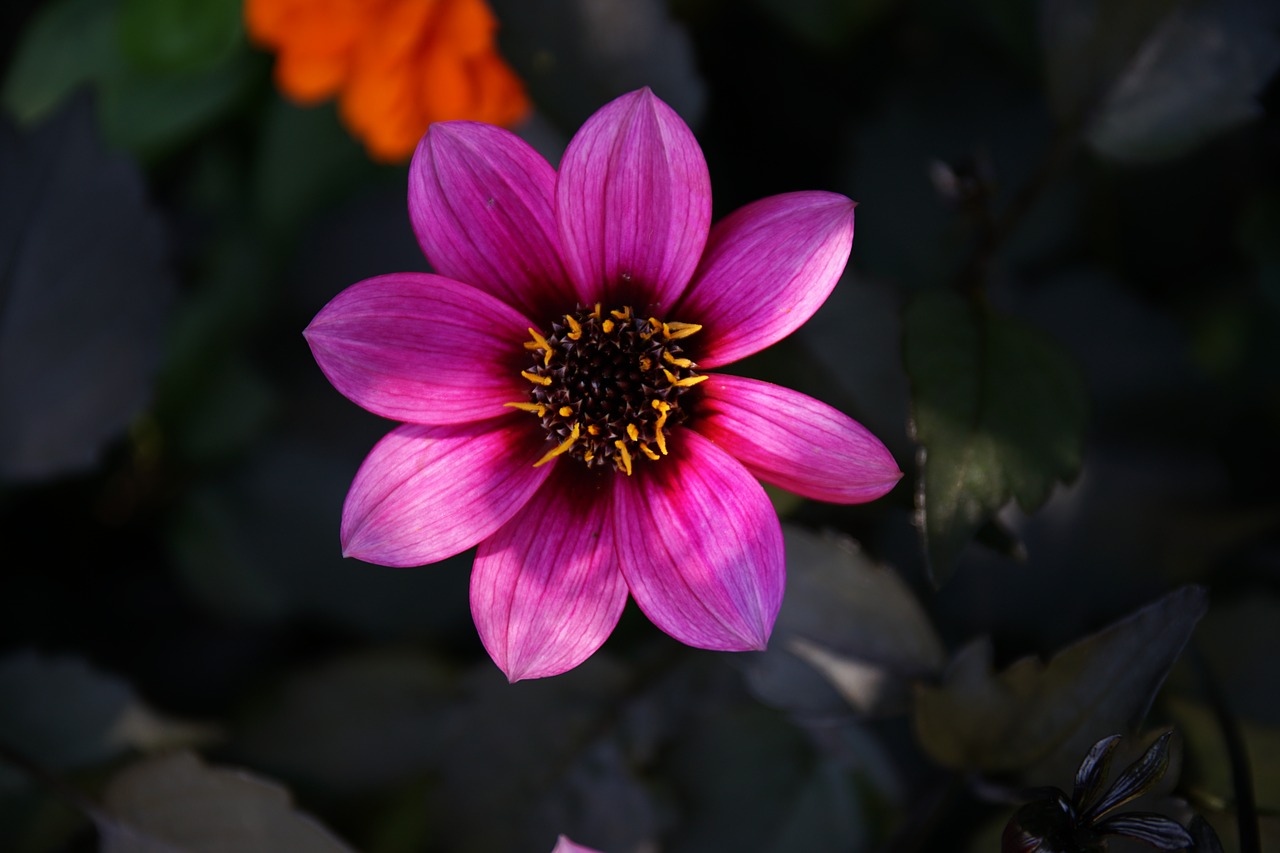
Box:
[506,304,706,475]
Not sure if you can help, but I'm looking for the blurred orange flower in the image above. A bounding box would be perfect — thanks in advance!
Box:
[245,0,530,162]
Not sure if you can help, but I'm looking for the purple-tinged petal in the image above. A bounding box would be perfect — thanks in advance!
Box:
[551,837,603,853]
[472,466,626,682]
[305,273,531,425]
[614,430,784,651]
[676,191,855,368]
[557,88,712,310]
[409,122,575,319]
[696,374,902,503]
[341,419,551,567]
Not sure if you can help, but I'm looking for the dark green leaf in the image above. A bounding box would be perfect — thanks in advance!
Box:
[117,0,242,73]
[0,97,172,481]
[0,0,116,124]
[0,653,204,789]
[747,526,945,717]
[98,45,257,158]
[665,705,870,853]
[491,0,705,134]
[97,751,355,853]
[914,586,1207,782]
[0,653,132,787]
[251,98,373,238]
[749,0,900,50]
[904,290,1088,583]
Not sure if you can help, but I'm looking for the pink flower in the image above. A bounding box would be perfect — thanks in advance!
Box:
[305,88,901,682]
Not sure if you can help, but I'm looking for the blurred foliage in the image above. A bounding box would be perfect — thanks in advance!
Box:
[2,0,1278,850]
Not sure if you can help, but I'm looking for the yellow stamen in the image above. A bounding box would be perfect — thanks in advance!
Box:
[583,451,594,462]
[613,440,633,476]
[504,402,547,417]
[653,401,670,455]
[639,356,652,371]
[521,370,552,386]
[589,304,602,320]
[640,317,661,340]
[663,351,694,368]
[610,307,631,320]
[640,443,660,461]
[587,424,601,436]
[525,328,553,366]
[534,423,580,467]
[626,423,640,442]
[662,368,707,388]
[565,315,583,341]
[558,405,574,417]
[663,321,702,340]
[602,318,615,334]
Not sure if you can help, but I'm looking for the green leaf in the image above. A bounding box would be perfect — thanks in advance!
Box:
[117,0,242,73]
[0,653,207,789]
[749,0,900,50]
[97,751,355,853]
[904,289,1087,583]
[746,526,945,717]
[0,0,117,125]
[98,45,258,159]
[251,98,373,237]
[913,586,1207,783]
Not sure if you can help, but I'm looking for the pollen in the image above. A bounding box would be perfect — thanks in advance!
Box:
[508,304,704,473]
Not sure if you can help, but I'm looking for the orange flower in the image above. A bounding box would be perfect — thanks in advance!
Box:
[245,0,530,162]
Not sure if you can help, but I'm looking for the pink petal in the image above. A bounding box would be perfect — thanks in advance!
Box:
[557,88,711,310]
[341,419,552,567]
[409,122,576,319]
[676,191,855,368]
[696,374,902,503]
[304,273,531,425]
[472,466,626,682]
[613,430,784,651]
[551,837,603,853]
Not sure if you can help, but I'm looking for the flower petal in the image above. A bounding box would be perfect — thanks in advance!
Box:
[304,272,531,424]
[551,837,603,853]
[696,374,902,503]
[408,121,573,318]
[472,466,626,681]
[557,88,711,310]
[677,191,855,368]
[341,419,551,567]
[614,430,784,651]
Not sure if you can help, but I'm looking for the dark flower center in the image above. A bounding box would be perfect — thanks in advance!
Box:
[508,304,705,474]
